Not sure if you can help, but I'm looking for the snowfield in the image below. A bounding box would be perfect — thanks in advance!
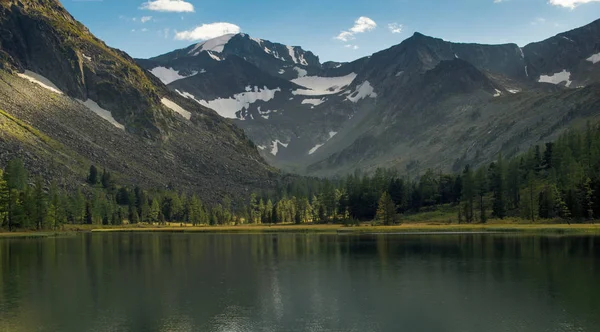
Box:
[308,144,324,155]
[161,98,191,120]
[346,81,377,103]
[189,34,235,55]
[179,87,281,119]
[76,99,125,130]
[292,73,357,96]
[302,98,326,107]
[538,70,572,87]
[271,140,289,156]
[17,70,63,94]
[150,67,198,85]
[587,53,600,64]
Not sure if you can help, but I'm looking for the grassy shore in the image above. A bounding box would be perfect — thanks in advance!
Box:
[1,221,599,238]
[89,222,600,235]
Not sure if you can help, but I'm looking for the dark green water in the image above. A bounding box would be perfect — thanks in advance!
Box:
[0,233,599,332]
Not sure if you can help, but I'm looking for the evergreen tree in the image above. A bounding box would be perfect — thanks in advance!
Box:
[461,165,475,223]
[84,201,93,225]
[88,165,98,185]
[149,198,160,223]
[4,158,28,191]
[376,192,397,225]
[32,177,46,230]
[490,155,507,219]
[474,167,487,223]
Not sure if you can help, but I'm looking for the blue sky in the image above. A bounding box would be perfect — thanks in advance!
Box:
[63,0,600,62]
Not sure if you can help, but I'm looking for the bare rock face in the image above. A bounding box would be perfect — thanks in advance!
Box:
[0,0,275,202]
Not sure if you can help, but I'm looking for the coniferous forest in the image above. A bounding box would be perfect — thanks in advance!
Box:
[1,122,600,231]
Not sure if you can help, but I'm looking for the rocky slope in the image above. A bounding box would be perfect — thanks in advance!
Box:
[0,0,275,202]
[139,18,600,177]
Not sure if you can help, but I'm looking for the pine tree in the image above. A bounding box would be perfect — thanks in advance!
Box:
[88,165,98,185]
[4,158,28,191]
[490,156,507,219]
[553,185,571,222]
[474,167,487,223]
[129,204,139,224]
[32,177,46,230]
[582,177,594,220]
[461,165,475,223]
[149,198,160,223]
[376,192,397,225]
[84,201,93,225]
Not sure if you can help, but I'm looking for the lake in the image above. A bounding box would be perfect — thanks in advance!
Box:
[0,233,598,331]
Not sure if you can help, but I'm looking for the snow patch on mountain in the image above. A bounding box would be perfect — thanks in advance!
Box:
[298,53,308,66]
[294,67,307,78]
[161,98,191,120]
[189,34,235,55]
[302,98,325,107]
[287,46,298,64]
[194,87,281,119]
[308,131,338,155]
[346,81,377,103]
[308,144,324,155]
[150,67,198,84]
[587,53,600,64]
[278,69,285,74]
[17,70,63,94]
[538,70,572,87]
[206,51,222,61]
[493,89,502,97]
[271,140,289,156]
[292,73,357,96]
[77,99,124,130]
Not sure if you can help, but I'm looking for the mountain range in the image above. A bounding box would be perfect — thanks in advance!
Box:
[137,19,600,177]
[1,0,600,204]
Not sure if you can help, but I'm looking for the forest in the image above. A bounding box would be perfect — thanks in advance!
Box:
[1,121,600,231]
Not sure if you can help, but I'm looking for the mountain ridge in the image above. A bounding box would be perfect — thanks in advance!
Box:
[137,17,600,177]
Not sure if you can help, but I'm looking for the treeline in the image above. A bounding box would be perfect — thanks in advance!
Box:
[0,162,243,231]
[257,122,600,224]
[2,122,600,231]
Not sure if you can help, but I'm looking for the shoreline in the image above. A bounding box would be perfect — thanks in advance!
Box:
[2,223,599,238]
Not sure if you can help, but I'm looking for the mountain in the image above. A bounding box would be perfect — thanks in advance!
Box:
[0,0,275,202]
[139,19,600,177]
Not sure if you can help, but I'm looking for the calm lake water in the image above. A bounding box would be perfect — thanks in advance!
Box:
[0,233,599,332]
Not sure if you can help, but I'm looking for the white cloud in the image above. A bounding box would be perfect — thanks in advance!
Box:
[349,17,377,33]
[388,23,403,34]
[140,0,194,13]
[141,16,153,23]
[141,28,149,32]
[175,22,241,41]
[549,0,600,8]
[335,16,377,41]
[336,31,354,42]
[345,44,359,50]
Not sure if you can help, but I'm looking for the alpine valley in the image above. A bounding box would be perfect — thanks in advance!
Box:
[137,19,600,177]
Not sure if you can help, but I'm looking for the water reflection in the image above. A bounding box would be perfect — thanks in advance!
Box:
[0,233,598,331]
